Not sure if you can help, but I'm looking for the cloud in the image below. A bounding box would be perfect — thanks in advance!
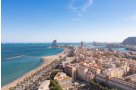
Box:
[74,18,80,22]
[133,16,136,20]
[124,16,136,21]
[69,0,93,21]
[81,0,93,12]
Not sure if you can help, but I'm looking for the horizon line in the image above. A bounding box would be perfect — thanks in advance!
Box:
[1,41,122,44]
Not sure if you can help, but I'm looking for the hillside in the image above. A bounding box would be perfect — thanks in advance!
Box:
[122,37,136,45]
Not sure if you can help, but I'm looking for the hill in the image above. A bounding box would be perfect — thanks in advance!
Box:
[122,37,136,45]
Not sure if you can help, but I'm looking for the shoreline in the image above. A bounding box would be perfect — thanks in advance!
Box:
[1,48,66,90]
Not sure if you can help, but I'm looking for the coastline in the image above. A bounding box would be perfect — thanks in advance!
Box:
[1,48,66,90]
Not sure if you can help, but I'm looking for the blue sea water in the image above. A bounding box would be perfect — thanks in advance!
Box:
[1,43,64,86]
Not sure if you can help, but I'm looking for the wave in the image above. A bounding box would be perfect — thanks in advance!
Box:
[4,55,41,60]
[5,55,27,60]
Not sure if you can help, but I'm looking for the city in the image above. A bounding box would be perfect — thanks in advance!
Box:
[1,0,136,90]
[5,39,136,90]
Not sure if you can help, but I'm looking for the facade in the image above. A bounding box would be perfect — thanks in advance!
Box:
[64,64,77,81]
[64,64,76,77]
[85,71,95,82]
[76,66,88,81]
[102,68,124,78]
[125,73,136,82]
[96,74,136,90]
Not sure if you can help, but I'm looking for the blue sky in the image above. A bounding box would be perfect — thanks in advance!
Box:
[2,0,136,42]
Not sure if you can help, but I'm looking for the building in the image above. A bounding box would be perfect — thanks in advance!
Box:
[54,72,73,90]
[89,66,101,75]
[102,68,124,78]
[80,41,84,48]
[77,66,88,81]
[52,40,58,47]
[95,74,136,90]
[125,73,136,82]
[85,71,95,82]
[38,80,50,90]
[64,64,77,81]
[54,72,67,81]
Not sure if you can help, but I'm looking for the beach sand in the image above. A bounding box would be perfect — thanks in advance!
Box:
[1,48,67,90]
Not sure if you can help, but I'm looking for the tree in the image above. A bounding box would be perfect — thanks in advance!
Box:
[50,71,58,80]
[50,80,63,90]
[9,87,16,90]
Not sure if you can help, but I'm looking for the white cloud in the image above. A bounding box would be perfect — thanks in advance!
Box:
[69,0,93,21]
[124,16,136,21]
[133,16,136,20]
[74,18,80,22]
[81,0,93,12]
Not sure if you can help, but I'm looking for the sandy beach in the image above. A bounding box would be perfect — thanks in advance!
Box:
[1,48,67,90]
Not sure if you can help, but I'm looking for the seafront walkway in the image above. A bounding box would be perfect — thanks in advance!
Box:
[10,59,61,90]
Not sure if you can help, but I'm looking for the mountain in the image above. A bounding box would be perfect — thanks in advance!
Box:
[122,37,136,45]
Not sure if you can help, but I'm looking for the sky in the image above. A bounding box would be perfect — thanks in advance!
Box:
[2,0,136,43]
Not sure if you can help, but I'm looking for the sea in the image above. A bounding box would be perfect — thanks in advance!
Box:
[1,43,64,86]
